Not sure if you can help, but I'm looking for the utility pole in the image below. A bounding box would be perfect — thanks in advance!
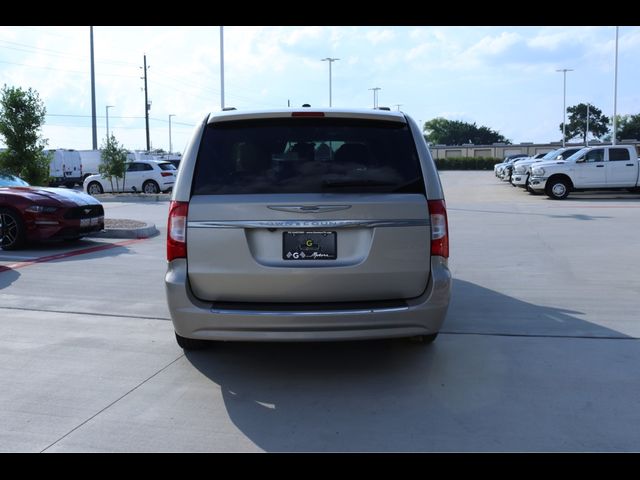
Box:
[142,55,150,151]
[394,104,402,111]
[220,26,225,110]
[90,26,97,149]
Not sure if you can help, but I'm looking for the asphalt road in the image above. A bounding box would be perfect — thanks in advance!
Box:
[1,174,639,452]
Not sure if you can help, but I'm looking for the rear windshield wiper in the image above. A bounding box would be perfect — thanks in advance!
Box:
[322,179,396,188]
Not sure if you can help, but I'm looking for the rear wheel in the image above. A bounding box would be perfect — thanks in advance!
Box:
[0,208,26,250]
[87,181,103,195]
[143,180,160,194]
[175,332,209,350]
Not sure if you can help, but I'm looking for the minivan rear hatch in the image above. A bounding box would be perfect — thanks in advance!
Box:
[187,115,431,303]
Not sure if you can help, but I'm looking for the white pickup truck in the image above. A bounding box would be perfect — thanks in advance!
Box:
[529,145,640,199]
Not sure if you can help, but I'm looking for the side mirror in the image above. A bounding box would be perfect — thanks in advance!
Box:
[575,157,585,163]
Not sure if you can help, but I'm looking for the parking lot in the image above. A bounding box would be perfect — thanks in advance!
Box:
[1,171,639,452]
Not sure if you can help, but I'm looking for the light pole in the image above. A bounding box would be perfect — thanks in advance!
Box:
[394,104,403,111]
[321,57,339,107]
[105,105,114,140]
[556,69,573,147]
[220,26,225,110]
[586,103,590,146]
[369,87,381,108]
[613,26,619,145]
[168,114,175,154]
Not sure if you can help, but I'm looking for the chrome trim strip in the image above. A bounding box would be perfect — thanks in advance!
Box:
[189,219,429,229]
[268,205,352,214]
[209,306,409,316]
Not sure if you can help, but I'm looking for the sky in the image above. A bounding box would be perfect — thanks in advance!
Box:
[0,25,638,153]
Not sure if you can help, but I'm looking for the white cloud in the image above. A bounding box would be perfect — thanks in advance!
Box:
[1,25,639,150]
[365,29,396,46]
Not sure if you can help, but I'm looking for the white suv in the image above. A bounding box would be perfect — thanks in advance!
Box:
[84,160,176,194]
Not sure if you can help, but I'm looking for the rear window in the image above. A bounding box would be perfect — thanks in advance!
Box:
[158,162,177,170]
[192,118,425,195]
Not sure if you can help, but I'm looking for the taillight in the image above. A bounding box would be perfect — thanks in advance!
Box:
[167,201,188,261]
[428,199,449,258]
[161,172,173,177]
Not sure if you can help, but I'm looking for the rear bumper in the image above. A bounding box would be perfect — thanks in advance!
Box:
[165,257,451,342]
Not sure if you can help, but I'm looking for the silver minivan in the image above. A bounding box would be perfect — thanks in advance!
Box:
[165,108,451,349]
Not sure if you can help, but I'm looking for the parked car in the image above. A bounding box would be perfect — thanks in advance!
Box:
[83,160,176,195]
[165,107,451,349]
[511,148,581,191]
[530,145,640,199]
[0,173,104,250]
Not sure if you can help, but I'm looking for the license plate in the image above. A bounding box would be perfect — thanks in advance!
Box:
[283,231,337,260]
[81,216,103,227]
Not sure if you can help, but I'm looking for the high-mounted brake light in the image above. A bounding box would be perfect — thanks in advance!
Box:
[167,201,188,261]
[291,112,325,117]
[428,199,449,258]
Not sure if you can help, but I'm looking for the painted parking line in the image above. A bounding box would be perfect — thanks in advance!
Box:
[0,238,150,273]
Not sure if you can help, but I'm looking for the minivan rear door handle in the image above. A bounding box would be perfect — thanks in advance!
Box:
[596,165,604,167]
[268,205,352,214]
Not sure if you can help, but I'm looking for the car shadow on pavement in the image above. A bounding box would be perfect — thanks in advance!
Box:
[0,266,20,290]
[184,278,632,452]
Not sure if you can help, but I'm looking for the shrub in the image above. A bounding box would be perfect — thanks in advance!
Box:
[434,157,501,170]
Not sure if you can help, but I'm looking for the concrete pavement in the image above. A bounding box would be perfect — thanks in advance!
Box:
[1,173,640,452]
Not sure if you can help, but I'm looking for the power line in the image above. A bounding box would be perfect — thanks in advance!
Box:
[0,59,138,78]
[0,38,139,67]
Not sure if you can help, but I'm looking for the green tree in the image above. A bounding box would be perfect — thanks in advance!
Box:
[423,117,510,145]
[614,114,640,141]
[559,103,610,143]
[99,134,128,192]
[0,85,50,185]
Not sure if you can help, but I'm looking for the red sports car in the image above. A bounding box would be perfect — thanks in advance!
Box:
[0,174,105,250]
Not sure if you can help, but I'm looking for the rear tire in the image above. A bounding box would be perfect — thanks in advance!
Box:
[0,208,26,250]
[175,332,209,350]
[408,333,438,345]
[143,180,160,194]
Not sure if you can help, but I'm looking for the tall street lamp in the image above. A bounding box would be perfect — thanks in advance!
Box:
[586,103,590,146]
[168,114,176,153]
[556,69,573,147]
[105,105,114,140]
[613,26,619,145]
[321,57,339,107]
[369,87,381,108]
[220,26,225,110]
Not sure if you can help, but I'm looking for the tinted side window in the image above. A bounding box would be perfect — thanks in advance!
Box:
[192,118,425,195]
[609,148,630,161]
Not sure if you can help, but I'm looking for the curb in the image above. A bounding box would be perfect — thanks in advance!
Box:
[92,193,171,203]
[90,222,159,239]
